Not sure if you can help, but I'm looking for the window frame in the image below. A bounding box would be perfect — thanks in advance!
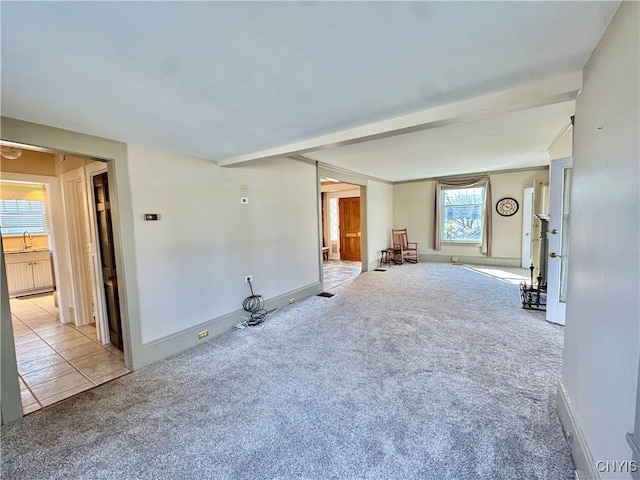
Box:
[439,185,486,245]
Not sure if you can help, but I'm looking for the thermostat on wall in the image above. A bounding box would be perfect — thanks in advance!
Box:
[144,213,159,221]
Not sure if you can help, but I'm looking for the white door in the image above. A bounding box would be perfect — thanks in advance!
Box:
[546,157,573,325]
[61,169,94,326]
[521,187,534,268]
[85,163,110,344]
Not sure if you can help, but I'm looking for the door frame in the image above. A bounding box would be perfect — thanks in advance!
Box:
[546,156,573,325]
[521,187,534,268]
[1,117,141,424]
[0,172,70,323]
[324,187,361,260]
[317,165,369,288]
[84,164,110,344]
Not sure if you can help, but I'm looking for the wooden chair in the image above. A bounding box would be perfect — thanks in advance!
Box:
[391,228,419,264]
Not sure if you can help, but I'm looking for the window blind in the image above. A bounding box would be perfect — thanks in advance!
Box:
[0,199,48,234]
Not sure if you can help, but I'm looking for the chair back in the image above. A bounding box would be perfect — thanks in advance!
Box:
[392,228,408,249]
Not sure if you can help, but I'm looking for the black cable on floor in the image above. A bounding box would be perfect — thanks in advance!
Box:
[243,279,267,326]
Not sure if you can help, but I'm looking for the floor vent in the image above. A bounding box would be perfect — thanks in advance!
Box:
[317,292,335,298]
[374,268,388,272]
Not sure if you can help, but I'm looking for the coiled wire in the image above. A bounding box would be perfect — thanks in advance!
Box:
[243,279,267,326]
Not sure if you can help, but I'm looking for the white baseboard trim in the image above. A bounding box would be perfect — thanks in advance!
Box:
[419,254,522,267]
[132,282,323,370]
[557,382,600,480]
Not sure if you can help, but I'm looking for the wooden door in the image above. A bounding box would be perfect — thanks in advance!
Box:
[93,173,123,350]
[339,197,361,261]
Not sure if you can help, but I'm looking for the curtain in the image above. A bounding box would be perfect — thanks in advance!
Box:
[434,176,492,257]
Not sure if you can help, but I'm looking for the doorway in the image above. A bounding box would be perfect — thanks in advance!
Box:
[546,156,573,325]
[321,178,362,290]
[1,145,129,414]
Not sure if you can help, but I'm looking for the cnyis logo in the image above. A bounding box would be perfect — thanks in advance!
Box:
[596,460,638,473]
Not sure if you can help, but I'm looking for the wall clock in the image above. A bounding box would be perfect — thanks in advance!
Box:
[496,197,519,217]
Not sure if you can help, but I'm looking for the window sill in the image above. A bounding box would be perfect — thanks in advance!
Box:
[441,241,482,246]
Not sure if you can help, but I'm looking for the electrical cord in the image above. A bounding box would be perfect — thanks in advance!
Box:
[243,279,267,326]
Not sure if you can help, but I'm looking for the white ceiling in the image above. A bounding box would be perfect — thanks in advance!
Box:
[307,101,576,182]
[1,2,619,181]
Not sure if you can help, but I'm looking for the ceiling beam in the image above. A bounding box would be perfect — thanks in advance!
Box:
[217,72,582,167]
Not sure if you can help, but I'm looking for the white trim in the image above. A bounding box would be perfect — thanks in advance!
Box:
[556,382,600,480]
[84,163,110,344]
[60,167,94,327]
[419,254,522,268]
[522,187,534,268]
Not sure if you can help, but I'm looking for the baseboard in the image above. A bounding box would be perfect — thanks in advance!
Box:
[556,382,600,480]
[419,254,522,267]
[132,282,323,370]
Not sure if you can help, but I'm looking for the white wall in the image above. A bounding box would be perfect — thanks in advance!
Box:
[127,146,319,343]
[366,180,394,269]
[561,2,639,478]
[392,168,548,264]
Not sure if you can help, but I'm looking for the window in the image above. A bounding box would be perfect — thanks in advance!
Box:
[0,199,48,234]
[329,197,338,242]
[440,186,485,243]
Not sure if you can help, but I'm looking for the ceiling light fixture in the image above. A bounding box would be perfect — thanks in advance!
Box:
[1,146,22,160]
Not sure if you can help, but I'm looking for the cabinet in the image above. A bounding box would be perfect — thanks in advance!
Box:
[4,251,54,297]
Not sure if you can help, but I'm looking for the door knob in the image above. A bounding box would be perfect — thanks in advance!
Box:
[550,252,561,258]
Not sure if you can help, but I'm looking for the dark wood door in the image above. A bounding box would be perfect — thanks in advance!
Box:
[93,173,123,350]
[339,197,361,261]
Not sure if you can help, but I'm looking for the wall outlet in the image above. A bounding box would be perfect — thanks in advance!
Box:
[198,330,209,340]
[245,275,252,283]
[451,256,458,262]
[288,298,295,304]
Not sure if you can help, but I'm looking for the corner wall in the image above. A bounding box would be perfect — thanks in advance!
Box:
[126,146,321,348]
[559,3,639,479]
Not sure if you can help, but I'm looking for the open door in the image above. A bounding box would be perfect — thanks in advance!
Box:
[546,157,573,325]
[93,172,123,349]
[521,187,534,268]
[338,196,361,261]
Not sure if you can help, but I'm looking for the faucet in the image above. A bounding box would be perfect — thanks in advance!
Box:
[22,231,32,250]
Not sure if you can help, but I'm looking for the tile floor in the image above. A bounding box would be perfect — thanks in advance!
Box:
[10,293,130,414]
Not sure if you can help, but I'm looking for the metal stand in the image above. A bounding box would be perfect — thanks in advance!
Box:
[520,264,547,310]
